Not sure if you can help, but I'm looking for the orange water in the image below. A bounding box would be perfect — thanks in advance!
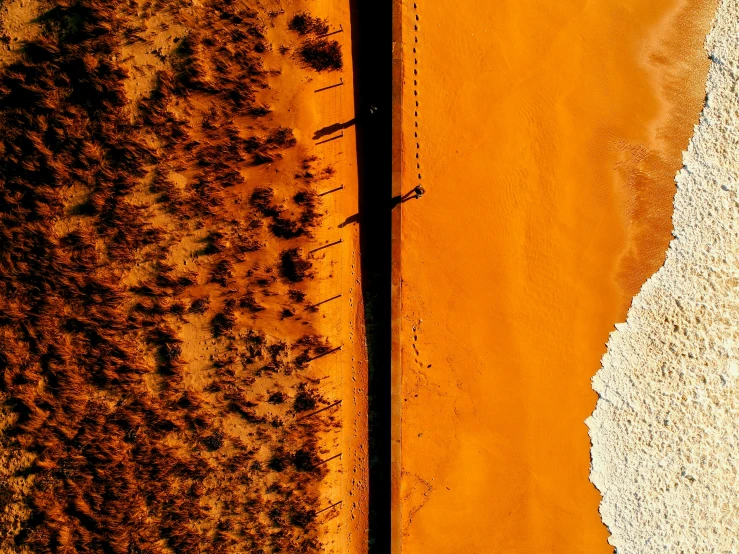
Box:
[398,0,715,552]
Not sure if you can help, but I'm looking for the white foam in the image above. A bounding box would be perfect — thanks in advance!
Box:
[587,1,739,551]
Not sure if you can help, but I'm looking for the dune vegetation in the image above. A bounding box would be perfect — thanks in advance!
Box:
[0,0,343,552]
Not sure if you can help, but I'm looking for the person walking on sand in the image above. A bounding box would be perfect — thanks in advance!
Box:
[392,185,427,208]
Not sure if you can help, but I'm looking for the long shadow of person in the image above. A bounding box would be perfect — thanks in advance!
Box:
[391,186,425,208]
[313,118,357,140]
[339,213,360,228]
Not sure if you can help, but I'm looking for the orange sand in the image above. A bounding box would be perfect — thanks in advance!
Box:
[274,1,369,551]
[397,0,715,552]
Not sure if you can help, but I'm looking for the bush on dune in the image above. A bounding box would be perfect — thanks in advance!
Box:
[287,12,329,36]
[298,39,343,72]
[0,0,333,550]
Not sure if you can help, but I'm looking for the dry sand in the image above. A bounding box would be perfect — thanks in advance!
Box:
[0,0,366,552]
[397,0,715,551]
[588,0,739,550]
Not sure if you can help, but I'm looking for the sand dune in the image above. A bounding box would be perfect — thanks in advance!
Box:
[0,1,365,552]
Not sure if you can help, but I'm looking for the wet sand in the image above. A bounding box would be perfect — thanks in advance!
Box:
[396,0,715,552]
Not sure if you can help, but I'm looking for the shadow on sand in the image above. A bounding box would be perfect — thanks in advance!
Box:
[313,118,356,140]
[390,189,422,208]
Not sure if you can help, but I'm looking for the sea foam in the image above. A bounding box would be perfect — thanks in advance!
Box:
[588,0,739,550]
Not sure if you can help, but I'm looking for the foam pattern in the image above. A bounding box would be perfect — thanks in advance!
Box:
[587,1,739,551]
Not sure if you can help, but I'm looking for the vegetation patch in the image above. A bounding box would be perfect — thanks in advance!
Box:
[298,39,343,72]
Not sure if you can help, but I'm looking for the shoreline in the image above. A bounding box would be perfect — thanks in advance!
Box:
[395,0,715,551]
[588,0,739,550]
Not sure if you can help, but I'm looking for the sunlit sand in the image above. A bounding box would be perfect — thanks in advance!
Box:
[397,0,715,551]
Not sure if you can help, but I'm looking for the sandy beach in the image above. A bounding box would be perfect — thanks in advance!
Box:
[1,0,731,549]
[396,0,715,551]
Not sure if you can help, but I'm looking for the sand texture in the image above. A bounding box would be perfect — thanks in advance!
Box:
[588,0,739,550]
[396,0,715,551]
[0,0,366,552]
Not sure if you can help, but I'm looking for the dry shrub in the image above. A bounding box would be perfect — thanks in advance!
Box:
[252,150,275,164]
[248,103,271,116]
[239,289,264,312]
[202,430,224,451]
[252,184,320,239]
[188,296,210,314]
[288,289,306,303]
[298,39,342,72]
[0,0,329,550]
[288,12,329,36]
[270,215,305,239]
[293,189,318,208]
[293,334,331,367]
[202,230,226,254]
[250,187,280,216]
[293,386,321,412]
[209,259,233,286]
[292,447,320,472]
[212,307,235,337]
[266,127,297,148]
[268,391,285,404]
[279,248,312,282]
[290,507,317,528]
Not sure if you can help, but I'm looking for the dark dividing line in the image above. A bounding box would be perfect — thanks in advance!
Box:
[316,500,343,515]
[316,453,342,466]
[297,399,342,420]
[314,77,344,93]
[311,294,342,308]
[306,345,342,362]
[319,184,345,196]
[352,0,392,546]
[391,0,405,551]
[315,132,344,144]
[309,239,343,254]
[317,24,344,38]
